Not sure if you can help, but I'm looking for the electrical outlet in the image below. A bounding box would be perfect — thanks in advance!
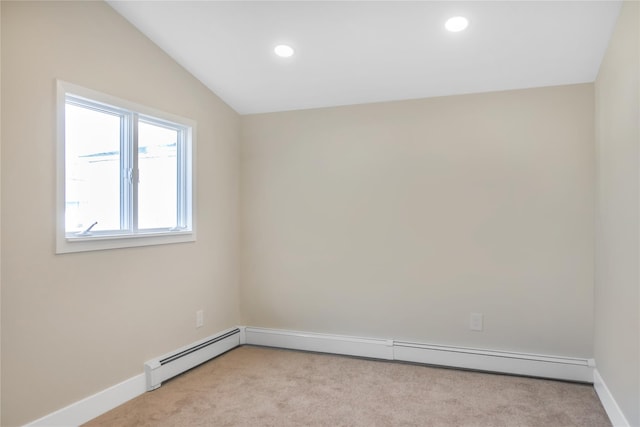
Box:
[196,310,204,328]
[470,312,483,331]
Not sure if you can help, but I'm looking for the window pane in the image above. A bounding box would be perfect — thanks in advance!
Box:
[65,103,121,233]
[138,121,178,229]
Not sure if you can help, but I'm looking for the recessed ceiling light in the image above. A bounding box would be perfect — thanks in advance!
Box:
[274,44,295,58]
[445,16,469,32]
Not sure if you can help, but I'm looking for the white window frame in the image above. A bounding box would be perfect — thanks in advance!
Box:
[56,80,197,253]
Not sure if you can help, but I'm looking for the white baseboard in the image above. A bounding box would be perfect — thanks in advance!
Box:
[244,327,594,383]
[244,327,394,360]
[23,326,609,427]
[593,369,631,427]
[23,327,241,427]
[23,373,146,427]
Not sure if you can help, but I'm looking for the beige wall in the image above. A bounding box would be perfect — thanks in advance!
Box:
[240,84,595,357]
[594,1,640,426]
[0,2,240,426]
[3,1,631,425]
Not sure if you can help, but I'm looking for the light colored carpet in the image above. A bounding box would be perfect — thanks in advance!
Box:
[84,346,611,427]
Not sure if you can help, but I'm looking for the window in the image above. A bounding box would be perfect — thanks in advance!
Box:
[56,81,196,253]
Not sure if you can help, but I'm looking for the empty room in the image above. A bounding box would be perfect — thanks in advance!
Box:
[1,1,638,426]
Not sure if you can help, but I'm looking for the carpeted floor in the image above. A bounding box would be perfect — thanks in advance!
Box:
[84,345,611,427]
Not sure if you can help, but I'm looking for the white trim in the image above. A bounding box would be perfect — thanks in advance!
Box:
[244,327,594,382]
[244,327,394,360]
[593,369,631,427]
[55,79,197,254]
[23,326,239,426]
[23,374,146,427]
[23,327,605,426]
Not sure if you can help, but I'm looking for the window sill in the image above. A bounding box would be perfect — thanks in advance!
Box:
[57,230,196,254]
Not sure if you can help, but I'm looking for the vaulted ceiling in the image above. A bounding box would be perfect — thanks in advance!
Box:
[108,1,622,115]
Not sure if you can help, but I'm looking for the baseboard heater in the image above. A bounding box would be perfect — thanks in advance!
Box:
[144,327,241,391]
[393,341,595,383]
[243,327,595,383]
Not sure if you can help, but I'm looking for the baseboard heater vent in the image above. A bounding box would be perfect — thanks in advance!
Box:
[394,341,595,383]
[144,327,241,391]
[242,327,594,383]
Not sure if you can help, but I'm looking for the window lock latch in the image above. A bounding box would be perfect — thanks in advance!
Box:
[126,168,139,184]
